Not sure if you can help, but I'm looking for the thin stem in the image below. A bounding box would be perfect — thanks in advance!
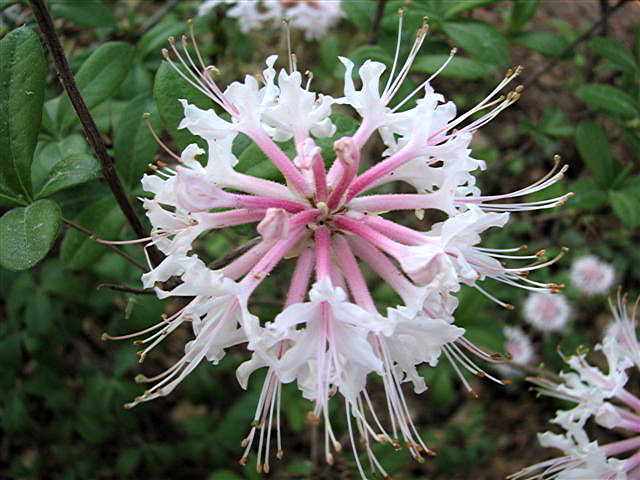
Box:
[369,0,388,44]
[140,0,180,34]
[97,284,154,295]
[28,0,162,267]
[63,219,148,272]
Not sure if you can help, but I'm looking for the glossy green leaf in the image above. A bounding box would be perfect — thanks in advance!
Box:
[0,26,46,199]
[514,32,568,56]
[60,197,126,271]
[32,135,90,193]
[413,54,492,79]
[609,190,640,228]
[575,84,640,118]
[57,42,134,132]
[589,36,639,73]
[569,179,607,211]
[444,0,498,19]
[51,0,117,28]
[114,95,160,190]
[442,21,509,65]
[0,200,61,271]
[137,20,185,60]
[508,0,540,32]
[153,62,211,151]
[575,121,617,188]
[36,153,101,199]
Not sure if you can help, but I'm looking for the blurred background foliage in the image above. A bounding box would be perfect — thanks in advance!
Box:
[1,0,639,478]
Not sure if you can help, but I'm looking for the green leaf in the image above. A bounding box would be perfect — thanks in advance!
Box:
[575,84,640,118]
[36,153,101,199]
[413,54,492,79]
[508,0,540,33]
[0,26,46,199]
[569,179,607,211]
[60,197,126,270]
[113,95,160,190]
[57,42,134,132]
[442,21,509,65]
[153,62,211,151]
[575,121,617,188]
[51,0,117,28]
[589,36,639,74]
[31,135,90,192]
[609,190,640,228]
[343,0,376,31]
[24,290,54,335]
[2,391,31,434]
[0,200,61,271]
[137,20,185,60]
[444,0,498,19]
[539,106,573,137]
[514,31,568,56]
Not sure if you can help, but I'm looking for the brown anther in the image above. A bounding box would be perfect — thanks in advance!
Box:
[239,457,247,466]
[451,47,458,55]
[427,449,438,457]
[505,68,513,78]
[263,464,270,474]
[469,390,480,399]
[416,455,425,463]
[156,160,168,168]
[132,340,143,346]
[240,438,249,447]
[397,8,404,16]
[505,303,515,311]
[519,244,528,250]
[536,249,546,257]
[101,332,109,341]
[515,84,524,93]
[515,65,525,74]
[491,352,504,360]
[252,273,263,280]
[502,380,513,385]
[161,48,170,58]
[256,464,262,473]
[168,36,176,45]
[475,371,486,378]
[326,453,334,465]
[142,112,151,120]
[306,411,320,424]
[250,420,260,428]
[276,449,284,460]
[333,441,342,453]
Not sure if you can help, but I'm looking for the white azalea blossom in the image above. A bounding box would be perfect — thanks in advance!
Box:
[102,16,572,478]
[512,293,640,480]
[199,0,343,40]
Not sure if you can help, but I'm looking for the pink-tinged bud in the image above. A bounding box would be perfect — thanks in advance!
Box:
[257,208,290,240]
[570,255,615,296]
[334,136,358,169]
[175,166,231,212]
[523,293,571,332]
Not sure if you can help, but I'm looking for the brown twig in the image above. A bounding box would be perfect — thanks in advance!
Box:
[369,0,388,44]
[63,219,148,272]
[207,237,262,270]
[97,283,154,295]
[28,0,162,267]
[523,0,631,88]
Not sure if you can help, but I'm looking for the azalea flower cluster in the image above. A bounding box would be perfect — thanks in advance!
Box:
[512,293,640,480]
[104,17,571,477]
[199,0,343,40]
